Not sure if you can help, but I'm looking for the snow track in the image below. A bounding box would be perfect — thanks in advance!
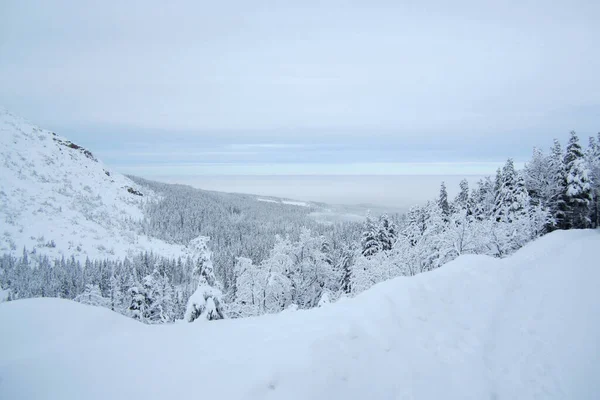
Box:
[0,230,598,399]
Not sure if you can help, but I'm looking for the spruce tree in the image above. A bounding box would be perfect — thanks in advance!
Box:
[185,237,225,322]
[586,135,600,228]
[438,182,450,217]
[455,179,470,211]
[377,214,397,251]
[361,213,381,257]
[563,131,592,229]
[548,139,567,229]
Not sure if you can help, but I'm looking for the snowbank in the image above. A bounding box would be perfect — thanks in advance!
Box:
[1,230,599,399]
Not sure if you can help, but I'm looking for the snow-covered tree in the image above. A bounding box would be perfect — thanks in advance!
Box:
[185,237,225,322]
[337,248,353,295]
[438,182,450,217]
[361,213,381,257]
[454,179,470,212]
[75,284,110,308]
[524,147,552,208]
[472,177,495,221]
[563,131,592,229]
[586,134,600,227]
[548,139,567,229]
[109,272,124,312]
[128,285,146,322]
[351,249,406,294]
[494,159,529,223]
[377,214,397,251]
[254,235,295,314]
[230,257,263,318]
[142,269,175,324]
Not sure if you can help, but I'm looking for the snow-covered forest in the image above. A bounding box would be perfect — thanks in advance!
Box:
[2,130,598,323]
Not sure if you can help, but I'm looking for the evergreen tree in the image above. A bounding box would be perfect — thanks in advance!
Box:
[438,182,450,217]
[361,213,381,257]
[472,177,495,221]
[586,135,600,228]
[74,284,110,308]
[563,131,592,229]
[338,249,353,295]
[548,139,567,229]
[128,285,146,322]
[524,147,552,208]
[230,257,263,317]
[377,214,397,251]
[454,179,470,212]
[185,237,225,322]
[494,159,527,223]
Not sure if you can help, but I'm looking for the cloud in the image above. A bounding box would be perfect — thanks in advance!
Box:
[116,161,523,177]
[0,0,598,177]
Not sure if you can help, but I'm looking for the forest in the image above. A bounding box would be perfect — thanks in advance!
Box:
[1,131,598,323]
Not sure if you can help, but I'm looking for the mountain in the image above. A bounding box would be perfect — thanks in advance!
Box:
[1,229,598,399]
[0,109,364,282]
[0,108,185,260]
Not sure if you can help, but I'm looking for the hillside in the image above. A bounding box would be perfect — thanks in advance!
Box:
[0,109,362,267]
[0,108,184,260]
[1,229,598,399]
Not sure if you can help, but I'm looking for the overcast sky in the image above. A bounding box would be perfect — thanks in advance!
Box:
[1,0,599,177]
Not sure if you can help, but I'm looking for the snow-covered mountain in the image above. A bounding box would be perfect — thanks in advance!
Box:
[0,108,185,260]
[1,229,598,399]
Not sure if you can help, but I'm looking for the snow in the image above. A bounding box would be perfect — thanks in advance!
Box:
[0,108,185,260]
[282,200,309,207]
[256,197,310,207]
[0,286,8,302]
[257,197,278,203]
[1,229,599,399]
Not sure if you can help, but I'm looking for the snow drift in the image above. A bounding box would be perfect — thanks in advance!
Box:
[1,229,599,399]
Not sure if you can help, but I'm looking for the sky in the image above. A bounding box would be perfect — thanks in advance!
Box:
[1,0,599,185]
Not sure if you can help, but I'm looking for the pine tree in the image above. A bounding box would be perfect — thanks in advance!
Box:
[563,131,592,229]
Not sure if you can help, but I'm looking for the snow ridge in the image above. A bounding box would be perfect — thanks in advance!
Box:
[0,108,184,260]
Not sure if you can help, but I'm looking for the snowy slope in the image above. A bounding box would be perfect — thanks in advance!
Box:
[0,108,184,260]
[1,229,598,399]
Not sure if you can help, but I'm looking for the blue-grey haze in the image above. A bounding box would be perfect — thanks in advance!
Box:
[1,0,598,205]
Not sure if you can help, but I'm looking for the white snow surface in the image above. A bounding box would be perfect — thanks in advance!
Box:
[281,200,309,207]
[0,108,185,260]
[256,197,310,207]
[1,229,599,399]
[256,197,279,203]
